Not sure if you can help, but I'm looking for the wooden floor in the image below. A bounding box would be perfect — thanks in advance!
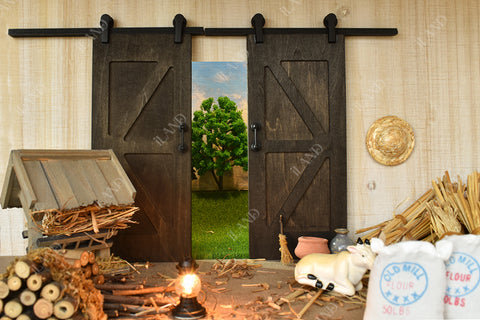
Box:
[0,256,365,319]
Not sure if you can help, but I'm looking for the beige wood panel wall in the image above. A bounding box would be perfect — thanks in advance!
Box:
[1,0,479,254]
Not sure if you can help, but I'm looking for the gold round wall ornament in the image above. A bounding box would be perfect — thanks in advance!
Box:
[366,115,415,166]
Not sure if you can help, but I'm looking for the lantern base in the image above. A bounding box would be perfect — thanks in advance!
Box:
[172,297,206,319]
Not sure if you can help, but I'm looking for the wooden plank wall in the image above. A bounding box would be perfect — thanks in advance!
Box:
[1,0,480,254]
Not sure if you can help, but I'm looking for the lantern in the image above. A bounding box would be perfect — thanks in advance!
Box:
[172,259,206,319]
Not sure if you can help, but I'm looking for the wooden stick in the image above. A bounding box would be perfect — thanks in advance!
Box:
[83,265,92,278]
[15,260,40,279]
[103,303,157,313]
[4,298,23,318]
[0,280,9,299]
[27,271,52,292]
[91,263,100,276]
[79,251,90,267]
[95,283,144,291]
[111,286,170,296]
[7,276,23,291]
[73,260,82,269]
[20,289,37,306]
[53,296,79,319]
[93,274,105,285]
[103,294,158,305]
[277,289,306,306]
[16,310,36,320]
[33,298,54,319]
[41,282,63,302]
[297,289,323,319]
[88,251,96,265]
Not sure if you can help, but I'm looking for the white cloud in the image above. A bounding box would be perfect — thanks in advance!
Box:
[192,83,208,111]
[213,72,230,83]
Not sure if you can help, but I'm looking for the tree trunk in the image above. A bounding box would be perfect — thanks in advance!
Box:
[218,175,224,191]
[210,170,223,190]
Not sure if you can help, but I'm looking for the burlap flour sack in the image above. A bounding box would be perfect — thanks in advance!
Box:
[364,239,452,320]
[442,234,480,319]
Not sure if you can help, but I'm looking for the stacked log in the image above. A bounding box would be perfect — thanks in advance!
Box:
[0,248,106,320]
[71,251,104,285]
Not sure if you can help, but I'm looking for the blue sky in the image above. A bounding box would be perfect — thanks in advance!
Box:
[192,62,247,114]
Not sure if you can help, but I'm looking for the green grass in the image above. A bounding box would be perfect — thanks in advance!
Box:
[192,190,249,259]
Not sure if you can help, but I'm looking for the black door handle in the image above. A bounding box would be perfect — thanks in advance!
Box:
[178,123,187,152]
[250,123,261,152]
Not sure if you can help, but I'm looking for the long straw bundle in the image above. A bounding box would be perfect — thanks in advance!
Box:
[357,171,480,244]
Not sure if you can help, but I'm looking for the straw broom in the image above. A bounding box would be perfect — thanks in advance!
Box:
[279,215,294,264]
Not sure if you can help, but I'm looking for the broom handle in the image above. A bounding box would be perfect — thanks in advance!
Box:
[280,215,284,235]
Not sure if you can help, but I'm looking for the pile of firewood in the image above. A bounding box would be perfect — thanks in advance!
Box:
[71,251,104,285]
[0,248,106,320]
[95,281,176,318]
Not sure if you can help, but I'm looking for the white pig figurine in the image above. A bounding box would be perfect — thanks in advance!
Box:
[294,238,376,296]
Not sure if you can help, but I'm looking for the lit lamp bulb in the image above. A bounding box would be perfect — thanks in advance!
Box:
[176,273,202,298]
[172,259,206,319]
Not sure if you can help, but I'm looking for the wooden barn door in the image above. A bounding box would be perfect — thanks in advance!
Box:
[248,33,347,259]
[92,32,192,261]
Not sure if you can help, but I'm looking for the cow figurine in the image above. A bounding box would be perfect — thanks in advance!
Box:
[294,238,376,296]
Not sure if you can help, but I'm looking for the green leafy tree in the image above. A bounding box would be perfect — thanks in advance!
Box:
[192,96,248,190]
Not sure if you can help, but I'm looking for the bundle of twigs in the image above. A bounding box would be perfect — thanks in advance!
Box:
[1,248,106,320]
[357,171,480,244]
[31,204,139,236]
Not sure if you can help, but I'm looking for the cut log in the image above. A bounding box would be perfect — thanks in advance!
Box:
[15,260,40,279]
[91,262,99,276]
[0,280,9,299]
[4,298,23,318]
[41,282,63,302]
[0,316,12,320]
[33,298,54,319]
[20,289,37,306]
[7,275,23,291]
[16,310,36,320]
[0,298,3,313]
[88,251,96,265]
[83,265,92,278]
[79,251,89,267]
[72,260,81,269]
[53,296,79,319]
[27,271,52,292]
[93,274,105,285]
